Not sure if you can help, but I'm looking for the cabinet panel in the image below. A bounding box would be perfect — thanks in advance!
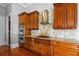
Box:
[29,11,39,30]
[34,39,42,54]
[34,38,51,55]
[25,29,31,36]
[33,11,39,29]
[53,4,66,29]
[53,3,77,29]
[24,37,34,50]
[53,40,78,50]
[66,4,77,29]
[19,12,31,36]
[25,14,30,29]
[30,13,34,29]
[53,40,78,56]
[19,14,26,24]
[54,45,77,56]
[42,43,50,56]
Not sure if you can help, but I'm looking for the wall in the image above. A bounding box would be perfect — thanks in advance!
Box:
[10,4,27,48]
[0,6,5,16]
[0,6,6,45]
[0,15,5,45]
[5,4,12,15]
[4,3,33,48]
[5,4,12,45]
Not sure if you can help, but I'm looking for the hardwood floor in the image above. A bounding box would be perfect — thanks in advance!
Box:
[0,45,40,56]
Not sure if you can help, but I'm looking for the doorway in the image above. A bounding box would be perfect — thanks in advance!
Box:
[8,16,11,46]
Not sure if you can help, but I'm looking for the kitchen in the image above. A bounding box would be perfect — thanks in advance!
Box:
[0,3,78,56]
[18,3,79,56]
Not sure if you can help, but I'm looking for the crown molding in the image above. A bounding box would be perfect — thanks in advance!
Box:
[17,3,33,8]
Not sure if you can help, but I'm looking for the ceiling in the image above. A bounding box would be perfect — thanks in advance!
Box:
[0,3,9,7]
[18,3,33,8]
[0,3,32,8]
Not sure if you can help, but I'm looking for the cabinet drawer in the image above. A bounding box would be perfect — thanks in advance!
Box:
[34,38,50,44]
[54,40,78,50]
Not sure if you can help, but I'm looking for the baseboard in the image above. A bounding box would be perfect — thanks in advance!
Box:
[10,43,19,49]
[0,42,6,46]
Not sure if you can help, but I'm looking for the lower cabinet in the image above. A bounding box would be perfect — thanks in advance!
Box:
[34,38,51,56]
[23,37,34,51]
[42,43,50,56]
[53,40,78,56]
[33,39,42,54]
[20,37,79,56]
[54,45,77,56]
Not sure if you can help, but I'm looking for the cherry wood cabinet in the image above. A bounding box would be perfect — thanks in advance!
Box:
[25,30,31,36]
[29,13,34,29]
[19,12,31,37]
[19,12,29,24]
[66,4,77,29]
[41,40,51,56]
[29,11,39,30]
[24,37,34,51]
[54,45,77,56]
[53,3,77,29]
[34,38,51,56]
[53,40,78,56]
[20,37,79,56]
[19,11,39,36]
[53,4,66,29]
[33,39,42,54]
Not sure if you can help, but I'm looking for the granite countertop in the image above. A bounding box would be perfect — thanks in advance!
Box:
[25,35,79,45]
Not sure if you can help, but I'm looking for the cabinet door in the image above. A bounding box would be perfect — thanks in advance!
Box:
[54,45,77,56]
[30,13,34,29]
[25,14,30,29]
[53,3,77,29]
[53,4,66,29]
[34,39,51,56]
[29,11,39,30]
[42,43,50,56]
[33,11,39,30]
[66,3,77,29]
[24,37,34,50]
[25,30,31,36]
[53,40,77,56]
[19,14,26,24]
[24,14,31,36]
[34,39,42,54]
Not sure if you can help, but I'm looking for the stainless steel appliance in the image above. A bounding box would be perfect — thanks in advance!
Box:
[19,24,25,43]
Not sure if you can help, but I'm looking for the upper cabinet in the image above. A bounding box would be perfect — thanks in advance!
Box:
[19,11,39,30]
[19,11,39,36]
[19,12,29,25]
[29,11,39,30]
[53,3,77,29]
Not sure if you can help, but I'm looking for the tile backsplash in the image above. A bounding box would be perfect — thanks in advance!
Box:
[31,30,40,36]
[31,25,78,39]
[50,30,77,39]
[31,24,51,36]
